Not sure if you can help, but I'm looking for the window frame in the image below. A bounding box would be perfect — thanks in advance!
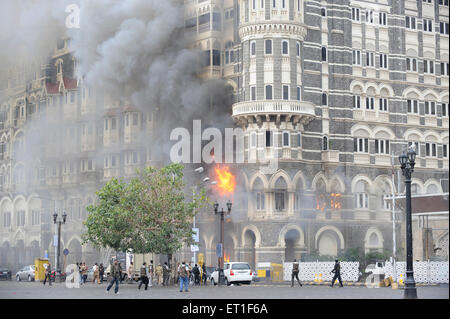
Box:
[353,50,361,65]
[352,7,361,22]
[282,40,289,55]
[265,39,273,55]
[424,101,436,116]
[423,18,433,32]
[265,85,273,100]
[282,131,290,147]
[407,99,419,114]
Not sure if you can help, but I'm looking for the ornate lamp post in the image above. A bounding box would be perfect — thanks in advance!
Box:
[213,200,232,285]
[53,211,67,282]
[398,147,417,299]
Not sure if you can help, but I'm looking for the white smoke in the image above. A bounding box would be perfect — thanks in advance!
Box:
[0,0,70,72]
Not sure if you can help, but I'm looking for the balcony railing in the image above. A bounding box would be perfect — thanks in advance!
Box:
[232,100,315,118]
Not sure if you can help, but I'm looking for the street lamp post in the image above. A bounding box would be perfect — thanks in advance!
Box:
[213,201,232,285]
[53,211,67,282]
[398,147,418,299]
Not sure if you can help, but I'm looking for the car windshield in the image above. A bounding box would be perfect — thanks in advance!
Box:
[231,263,250,270]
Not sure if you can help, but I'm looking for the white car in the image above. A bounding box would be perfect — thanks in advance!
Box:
[210,262,253,286]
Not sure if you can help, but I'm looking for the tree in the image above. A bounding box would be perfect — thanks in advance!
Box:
[82,163,209,262]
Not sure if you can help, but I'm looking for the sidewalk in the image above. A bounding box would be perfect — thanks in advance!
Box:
[252,280,441,287]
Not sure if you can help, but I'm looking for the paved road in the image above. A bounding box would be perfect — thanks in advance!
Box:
[0,281,448,299]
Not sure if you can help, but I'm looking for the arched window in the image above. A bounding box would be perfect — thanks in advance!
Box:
[322,93,328,106]
[265,39,272,55]
[265,85,273,100]
[253,178,265,211]
[251,41,256,56]
[323,136,328,150]
[426,184,439,194]
[282,40,289,55]
[321,47,327,61]
[294,178,303,211]
[355,180,369,209]
[321,8,326,16]
[283,131,290,146]
[274,177,288,212]
[315,179,327,211]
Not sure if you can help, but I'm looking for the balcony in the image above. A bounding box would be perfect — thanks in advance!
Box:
[232,100,315,125]
[354,153,370,164]
[425,158,438,169]
[375,154,391,166]
[322,150,339,163]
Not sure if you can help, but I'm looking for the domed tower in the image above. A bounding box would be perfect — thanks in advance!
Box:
[233,0,315,164]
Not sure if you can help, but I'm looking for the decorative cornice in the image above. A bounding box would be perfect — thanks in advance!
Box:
[239,22,308,41]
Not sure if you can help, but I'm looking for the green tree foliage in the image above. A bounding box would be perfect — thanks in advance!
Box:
[82,164,209,256]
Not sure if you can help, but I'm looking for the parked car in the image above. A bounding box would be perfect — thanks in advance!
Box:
[0,268,12,280]
[210,262,253,286]
[15,265,35,282]
[251,269,259,282]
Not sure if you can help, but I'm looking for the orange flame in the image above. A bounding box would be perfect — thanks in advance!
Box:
[316,193,342,211]
[214,165,236,196]
[224,252,230,263]
[330,193,342,210]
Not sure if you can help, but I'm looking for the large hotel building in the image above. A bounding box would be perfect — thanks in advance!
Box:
[0,0,448,271]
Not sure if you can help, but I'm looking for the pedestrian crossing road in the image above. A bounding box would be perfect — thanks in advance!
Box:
[0,281,447,299]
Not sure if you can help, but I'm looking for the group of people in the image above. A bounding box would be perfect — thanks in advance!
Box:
[105,259,198,294]
[290,259,343,288]
[190,263,207,286]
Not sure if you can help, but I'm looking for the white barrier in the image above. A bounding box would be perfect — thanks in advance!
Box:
[283,261,360,282]
[384,261,449,284]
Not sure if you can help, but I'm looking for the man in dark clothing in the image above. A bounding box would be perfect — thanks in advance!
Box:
[163,262,170,286]
[330,259,343,287]
[202,264,207,285]
[43,262,52,286]
[192,264,200,285]
[138,262,149,290]
[99,263,104,283]
[106,260,122,294]
[291,259,302,287]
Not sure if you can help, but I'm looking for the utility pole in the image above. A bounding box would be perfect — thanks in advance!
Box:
[391,153,397,282]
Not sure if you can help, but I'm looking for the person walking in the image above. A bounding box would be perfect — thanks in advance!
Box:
[138,262,149,290]
[291,259,302,287]
[148,260,154,287]
[192,264,200,286]
[330,259,343,288]
[93,263,100,284]
[118,263,124,283]
[99,263,105,283]
[43,262,52,286]
[155,264,163,286]
[106,260,122,294]
[78,262,83,285]
[81,262,88,284]
[127,262,134,283]
[163,262,170,286]
[178,261,190,292]
[202,264,207,286]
